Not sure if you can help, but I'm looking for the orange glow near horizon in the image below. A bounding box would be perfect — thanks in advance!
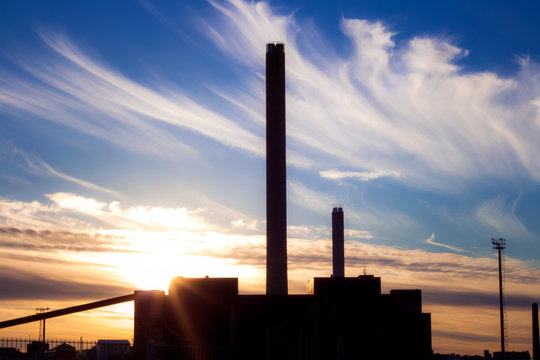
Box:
[0,227,538,356]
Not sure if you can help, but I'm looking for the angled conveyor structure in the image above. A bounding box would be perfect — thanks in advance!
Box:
[0,293,135,329]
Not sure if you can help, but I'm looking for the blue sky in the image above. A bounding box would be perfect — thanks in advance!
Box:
[1,0,540,354]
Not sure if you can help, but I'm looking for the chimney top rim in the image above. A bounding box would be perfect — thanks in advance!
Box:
[267,43,285,52]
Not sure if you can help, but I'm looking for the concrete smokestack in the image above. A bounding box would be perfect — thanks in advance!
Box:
[332,207,345,278]
[266,43,287,295]
[534,303,539,360]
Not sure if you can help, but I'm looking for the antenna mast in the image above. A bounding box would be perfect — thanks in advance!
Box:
[491,238,507,354]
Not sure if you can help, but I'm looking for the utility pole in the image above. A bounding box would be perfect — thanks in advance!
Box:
[35,307,49,343]
[491,238,506,354]
[533,303,539,360]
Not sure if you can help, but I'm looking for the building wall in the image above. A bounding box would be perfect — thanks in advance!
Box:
[134,276,432,360]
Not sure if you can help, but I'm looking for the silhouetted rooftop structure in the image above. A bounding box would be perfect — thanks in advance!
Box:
[133,273,431,360]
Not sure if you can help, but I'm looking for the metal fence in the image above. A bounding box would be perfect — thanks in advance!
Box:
[0,338,97,353]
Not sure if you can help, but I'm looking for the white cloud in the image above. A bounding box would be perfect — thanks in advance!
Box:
[345,229,374,240]
[203,1,540,190]
[0,192,263,237]
[46,193,107,213]
[18,149,119,196]
[230,218,258,230]
[206,0,292,67]
[287,224,373,241]
[319,169,401,181]
[0,197,61,229]
[287,224,329,240]
[0,141,118,196]
[474,194,529,239]
[0,32,264,159]
[288,180,417,233]
[403,38,466,74]
[288,180,335,214]
[425,232,464,253]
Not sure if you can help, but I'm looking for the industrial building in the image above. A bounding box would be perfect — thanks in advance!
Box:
[132,43,432,360]
[134,271,431,359]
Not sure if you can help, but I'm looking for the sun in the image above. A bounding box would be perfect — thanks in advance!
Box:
[97,231,260,293]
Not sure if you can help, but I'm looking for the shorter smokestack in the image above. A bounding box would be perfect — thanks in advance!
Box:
[534,303,539,360]
[332,207,344,278]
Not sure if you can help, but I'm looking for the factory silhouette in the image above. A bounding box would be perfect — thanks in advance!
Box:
[4,43,538,360]
[132,43,432,360]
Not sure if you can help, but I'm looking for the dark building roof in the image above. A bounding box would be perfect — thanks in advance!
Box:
[134,275,432,360]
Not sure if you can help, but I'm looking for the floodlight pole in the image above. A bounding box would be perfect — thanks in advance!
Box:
[35,307,49,343]
[492,238,506,354]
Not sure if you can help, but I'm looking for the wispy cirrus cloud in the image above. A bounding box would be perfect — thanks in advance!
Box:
[287,180,418,233]
[0,31,264,159]
[1,140,120,196]
[319,169,401,181]
[0,269,132,300]
[23,153,120,197]
[203,0,540,190]
[425,232,465,253]
[474,194,530,239]
[0,226,134,254]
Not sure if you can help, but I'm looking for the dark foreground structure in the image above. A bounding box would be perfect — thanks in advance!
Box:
[133,43,432,360]
[134,273,431,360]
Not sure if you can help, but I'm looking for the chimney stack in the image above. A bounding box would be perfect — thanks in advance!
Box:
[534,303,539,360]
[266,43,287,295]
[332,207,345,278]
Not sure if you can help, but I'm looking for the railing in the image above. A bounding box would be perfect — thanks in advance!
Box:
[0,338,97,352]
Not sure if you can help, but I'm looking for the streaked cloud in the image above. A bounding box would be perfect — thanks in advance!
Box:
[231,218,258,231]
[22,153,120,197]
[474,194,529,239]
[320,169,401,181]
[288,180,418,233]
[425,232,465,253]
[0,226,134,254]
[1,141,119,196]
[424,289,536,310]
[0,269,132,300]
[345,229,374,240]
[46,193,107,213]
[0,32,264,160]
[288,180,335,214]
[204,1,540,191]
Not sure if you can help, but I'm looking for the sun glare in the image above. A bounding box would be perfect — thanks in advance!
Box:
[90,231,261,292]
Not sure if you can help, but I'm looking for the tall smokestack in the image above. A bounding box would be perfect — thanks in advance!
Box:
[266,43,287,295]
[534,303,539,360]
[332,207,345,278]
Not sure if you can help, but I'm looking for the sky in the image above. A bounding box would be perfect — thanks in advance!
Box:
[0,0,540,355]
